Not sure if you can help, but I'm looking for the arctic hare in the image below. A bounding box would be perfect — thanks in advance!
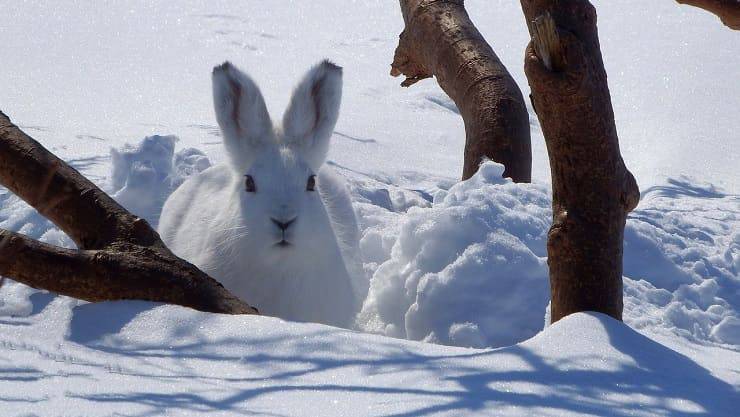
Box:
[158,61,361,327]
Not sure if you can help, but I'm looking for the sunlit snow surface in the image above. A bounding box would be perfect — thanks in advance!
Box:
[0,308,736,417]
[1,0,739,415]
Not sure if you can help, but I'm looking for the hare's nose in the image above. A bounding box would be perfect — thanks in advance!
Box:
[271,217,296,231]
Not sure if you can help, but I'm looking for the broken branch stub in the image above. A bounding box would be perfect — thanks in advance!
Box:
[531,13,566,72]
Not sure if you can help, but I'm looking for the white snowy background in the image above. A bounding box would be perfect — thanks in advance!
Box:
[0,1,738,416]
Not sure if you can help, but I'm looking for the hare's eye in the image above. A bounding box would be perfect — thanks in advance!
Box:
[306,175,317,192]
[244,175,256,193]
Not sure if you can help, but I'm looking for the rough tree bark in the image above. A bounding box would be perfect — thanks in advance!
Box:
[519,1,640,323]
[0,111,257,315]
[391,0,532,182]
[676,0,740,30]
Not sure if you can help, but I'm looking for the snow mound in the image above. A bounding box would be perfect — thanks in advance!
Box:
[356,162,551,348]
[171,147,212,189]
[110,135,211,227]
[0,300,736,416]
[110,134,177,193]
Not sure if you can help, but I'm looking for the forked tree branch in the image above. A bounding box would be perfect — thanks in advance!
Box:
[0,111,257,314]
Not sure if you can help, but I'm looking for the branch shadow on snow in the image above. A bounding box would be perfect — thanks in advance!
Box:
[640,177,731,200]
[69,301,154,344]
[66,155,109,173]
[67,304,736,417]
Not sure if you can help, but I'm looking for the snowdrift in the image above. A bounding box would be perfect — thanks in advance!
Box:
[0,300,736,417]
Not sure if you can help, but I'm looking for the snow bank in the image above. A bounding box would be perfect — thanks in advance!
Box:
[350,164,739,349]
[356,162,551,348]
[0,300,736,416]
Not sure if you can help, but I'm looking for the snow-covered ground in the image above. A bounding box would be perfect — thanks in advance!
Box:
[1,1,738,415]
[1,307,736,417]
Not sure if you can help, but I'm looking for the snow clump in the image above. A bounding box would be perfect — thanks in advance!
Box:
[356,161,552,348]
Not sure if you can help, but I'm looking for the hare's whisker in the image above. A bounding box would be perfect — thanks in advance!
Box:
[212,225,249,233]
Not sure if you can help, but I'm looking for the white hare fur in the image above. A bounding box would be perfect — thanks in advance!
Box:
[158,61,361,327]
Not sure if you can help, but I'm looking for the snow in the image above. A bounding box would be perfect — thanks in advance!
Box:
[1,0,739,415]
[357,162,551,348]
[0,305,736,417]
[2,0,737,189]
[110,134,212,227]
[622,179,740,345]
[355,161,740,350]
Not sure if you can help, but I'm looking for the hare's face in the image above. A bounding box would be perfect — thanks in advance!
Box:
[238,146,325,248]
[212,60,342,251]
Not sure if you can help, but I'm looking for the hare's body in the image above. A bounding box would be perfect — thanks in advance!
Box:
[158,61,360,327]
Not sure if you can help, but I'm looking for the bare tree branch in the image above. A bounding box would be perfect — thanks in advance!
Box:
[520,0,640,323]
[0,111,257,315]
[677,0,740,30]
[392,0,532,182]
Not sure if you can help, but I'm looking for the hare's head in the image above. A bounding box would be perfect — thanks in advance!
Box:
[212,61,342,250]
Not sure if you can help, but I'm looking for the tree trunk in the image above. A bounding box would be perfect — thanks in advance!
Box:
[391,0,532,182]
[519,1,640,323]
[677,0,740,30]
[0,111,257,315]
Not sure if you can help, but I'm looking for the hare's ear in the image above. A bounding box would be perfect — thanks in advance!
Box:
[282,60,342,170]
[212,62,274,171]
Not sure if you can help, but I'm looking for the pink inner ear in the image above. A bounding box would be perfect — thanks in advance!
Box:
[310,78,324,132]
[227,76,242,135]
